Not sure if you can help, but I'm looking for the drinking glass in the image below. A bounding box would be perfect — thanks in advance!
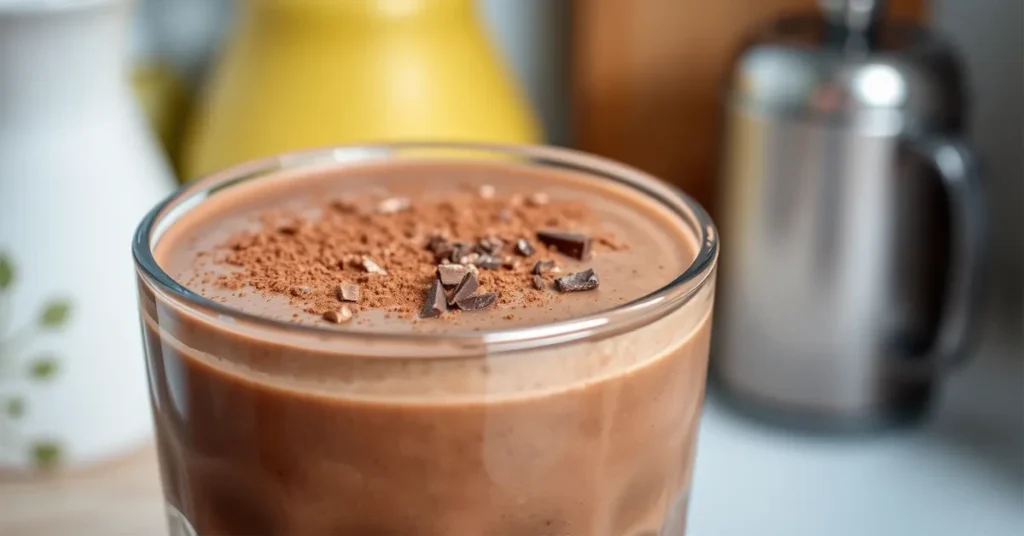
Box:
[133,143,718,535]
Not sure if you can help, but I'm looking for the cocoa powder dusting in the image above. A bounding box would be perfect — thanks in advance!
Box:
[209,187,622,322]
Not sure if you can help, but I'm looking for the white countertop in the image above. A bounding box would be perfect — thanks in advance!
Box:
[689,316,1024,536]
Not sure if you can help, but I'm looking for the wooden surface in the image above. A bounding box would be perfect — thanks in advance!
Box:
[0,444,165,536]
[571,0,928,213]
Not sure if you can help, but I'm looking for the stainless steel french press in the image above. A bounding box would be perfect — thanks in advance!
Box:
[713,0,984,430]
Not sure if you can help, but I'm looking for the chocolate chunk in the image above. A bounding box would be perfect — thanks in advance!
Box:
[476,236,504,256]
[426,234,450,254]
[515,238,535,256]
[536,230,592,260]
[532,260,555,275]
[532,275,546,290]
[420,278,447,318]
[455,292,498,312]
[432,244,455,263]
[323,306,354,323]
[437,264,471,288]
[555,268,599,292]
[376,196,410,214]
[448,271,479,306]
[474,254,503,270]
[361,256,387,275]
[336,283,360,303]
[449,242,472,264]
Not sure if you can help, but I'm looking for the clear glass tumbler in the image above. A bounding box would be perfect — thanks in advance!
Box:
[133,144,718,536]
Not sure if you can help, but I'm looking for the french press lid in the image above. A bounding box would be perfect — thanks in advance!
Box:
[728,0,965,132]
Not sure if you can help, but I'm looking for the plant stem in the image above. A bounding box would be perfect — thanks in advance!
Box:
[0,324,36,380]
[0,393,21,452]
[0,294,9,340]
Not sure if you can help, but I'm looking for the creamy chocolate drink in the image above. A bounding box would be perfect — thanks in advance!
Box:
[134,145,717,536]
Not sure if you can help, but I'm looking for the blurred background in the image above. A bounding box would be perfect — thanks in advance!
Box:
[0,0,1020,534]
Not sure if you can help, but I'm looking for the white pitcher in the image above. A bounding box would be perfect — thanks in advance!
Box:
[0,0,174,473]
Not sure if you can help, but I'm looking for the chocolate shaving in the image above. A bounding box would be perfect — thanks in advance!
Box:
[526,192,550,206]
[420,278,447,318]
[361,256,387,275]
[449,242,472,264]
[455,292,498,312]
[323,306,354,323]
[532,260,555,275]
[437,264,472,288]
[555,268,599,293]
[336,283,360,303]
[515,238,535,256]
[536,230,592,260]
[474,254,503,270]
[376,197,410,214]
[476,236,504,256]
[433,246,455,264]
[426,234,451,257]
[448,271,480,306]
[532,275,546,290]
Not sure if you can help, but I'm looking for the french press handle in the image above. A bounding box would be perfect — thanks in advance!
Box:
[894,136,985,377]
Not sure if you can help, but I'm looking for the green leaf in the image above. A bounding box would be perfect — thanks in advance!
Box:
[28,356,59,381]
[5,397,25,419]
[31,441,62,470]
[39,299,71,329]
[0,253,13,290]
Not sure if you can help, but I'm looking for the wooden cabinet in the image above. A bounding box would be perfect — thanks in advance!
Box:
[571,0,927,211]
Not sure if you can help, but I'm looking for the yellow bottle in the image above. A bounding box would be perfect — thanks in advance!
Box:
[132,61,189,174]
[182,0,539,179]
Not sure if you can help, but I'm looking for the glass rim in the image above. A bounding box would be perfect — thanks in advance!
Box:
[132,142,718,354]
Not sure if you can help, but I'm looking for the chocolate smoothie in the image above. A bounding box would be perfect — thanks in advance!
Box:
[135,146,717,536]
